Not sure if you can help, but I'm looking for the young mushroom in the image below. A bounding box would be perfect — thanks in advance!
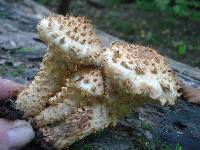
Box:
[37,14,102,66]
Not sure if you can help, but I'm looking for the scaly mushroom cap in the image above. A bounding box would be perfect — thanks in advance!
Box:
[103,42,180,105]
[66,68,104,97]
[37,14,102,65]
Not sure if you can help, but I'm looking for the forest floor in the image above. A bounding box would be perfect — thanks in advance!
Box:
[67,0,200,68]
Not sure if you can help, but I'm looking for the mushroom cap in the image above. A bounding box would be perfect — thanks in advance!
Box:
[67,68,104,97]
[38,104,111,148]
[37,14,102,65]
[103,42,180,105]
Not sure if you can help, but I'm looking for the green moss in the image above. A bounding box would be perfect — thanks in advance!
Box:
[134,135,152,150]
[175,143,183,150]
[154,136,171,150]
[18,47,33,52]
[0,64,25,77]
[141,122,152,130]
[81,144,93,150]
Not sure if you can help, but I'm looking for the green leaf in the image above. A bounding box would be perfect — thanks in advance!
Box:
[178,44,186,56]
[154,0,170,11]
[18,47,33,52]
[176,143,183,150]
[172,41,186,56]
[106,0,123,7]
[172,4,189,17]
[192,12,200,22]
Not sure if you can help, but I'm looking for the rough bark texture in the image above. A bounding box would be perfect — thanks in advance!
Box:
[0,0,200,150]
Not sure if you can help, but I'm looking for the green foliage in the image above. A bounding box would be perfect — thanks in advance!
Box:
[172,1,189,17]
[175,143,183,150]
[111,20,135,35]
[136,0,200,21]
[154,136,171,150]
[136,0,155,10]
[135,135,152,150]
[172,41,186,56]
[106,0,123,6]
[192,12,200,22]
[154,0,170,11]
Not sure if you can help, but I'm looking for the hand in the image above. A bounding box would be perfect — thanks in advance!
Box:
[0,78,35,150]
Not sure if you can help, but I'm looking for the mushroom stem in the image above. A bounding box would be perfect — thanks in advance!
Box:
[16,47,74,116]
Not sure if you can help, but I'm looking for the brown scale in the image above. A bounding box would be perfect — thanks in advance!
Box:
[160,80,170,92]
[93,78,98,82]
[135,65,145,74]
[120,61,130,69]
[83,78,90,84]
[59,37,65,45]
[150,68,158,74]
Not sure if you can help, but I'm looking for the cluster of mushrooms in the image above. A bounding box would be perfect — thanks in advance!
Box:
[16,14,180,149]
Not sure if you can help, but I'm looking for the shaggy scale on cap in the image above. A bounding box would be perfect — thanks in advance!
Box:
[103,42,180,105]
[67,68,104,97]
[37,14,102,65]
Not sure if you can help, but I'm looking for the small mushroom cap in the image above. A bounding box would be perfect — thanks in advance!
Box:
[103,42,180,105]
[37,14,102,65]
[38,104,111,149]
[67,68,104,97]
[34,68,105,128]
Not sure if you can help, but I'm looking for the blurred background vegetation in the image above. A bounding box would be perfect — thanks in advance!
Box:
[35,0,200,68]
